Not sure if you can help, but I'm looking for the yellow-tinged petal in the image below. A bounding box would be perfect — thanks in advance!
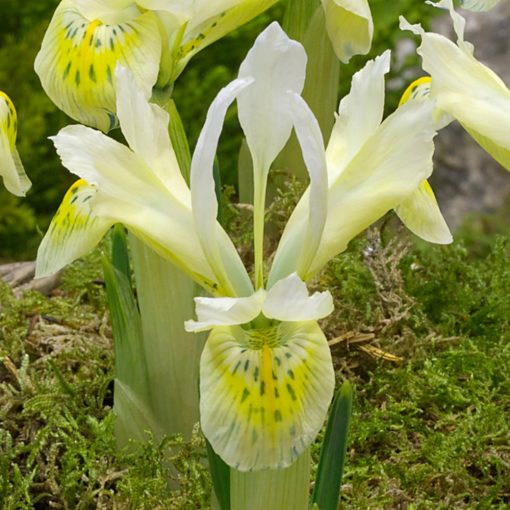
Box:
[395,180,452,244]
[200,321,334,471]
[0,91,31,196]
[394,77,452,244]
[320,0,373,63]
[174,0,278,78]
[464,125,510,172]
[36,179,113,278]
[35,0,162,131]
[400,3,510,168]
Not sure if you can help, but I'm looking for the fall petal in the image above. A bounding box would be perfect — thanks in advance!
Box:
[35,0,161,131]
[200,321,334,471]
[395,180,452,244]
[36,180,113,277]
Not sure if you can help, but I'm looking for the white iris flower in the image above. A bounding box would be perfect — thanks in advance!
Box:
[397,0,510,244]
[37,23,437,471]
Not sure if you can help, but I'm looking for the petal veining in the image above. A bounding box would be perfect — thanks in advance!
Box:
[36,179,113,278]
[200,321,334,471]
[0,92,31,196]
[35,0,161,131]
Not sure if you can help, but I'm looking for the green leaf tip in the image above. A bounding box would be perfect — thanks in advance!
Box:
[312,380,354,510]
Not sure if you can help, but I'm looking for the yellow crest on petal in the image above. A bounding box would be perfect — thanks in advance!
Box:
[200,321,334,471]
[399,76,432,106]
[35,0,162,131]
[0,91,30,196]
[0,91,17,148]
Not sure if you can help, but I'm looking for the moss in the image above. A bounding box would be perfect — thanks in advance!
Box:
[2,202,510,508]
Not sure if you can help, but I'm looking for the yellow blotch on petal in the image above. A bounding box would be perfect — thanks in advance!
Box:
[200,321,334,471]
[35,0,162,131]
[0,91,30,196]
[36,179,113,278]
[399,76,432,106]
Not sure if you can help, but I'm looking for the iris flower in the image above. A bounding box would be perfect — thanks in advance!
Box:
[37,23,437,471]
[0,91,30,196]
[397,0,510,243]
[35,0,277,131]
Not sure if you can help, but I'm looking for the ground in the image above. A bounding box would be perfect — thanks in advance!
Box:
[1,205,510,509]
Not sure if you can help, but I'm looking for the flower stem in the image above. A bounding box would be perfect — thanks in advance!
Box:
[253,173,267,289]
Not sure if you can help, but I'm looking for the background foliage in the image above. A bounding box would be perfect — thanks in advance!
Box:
[0,0,440,261]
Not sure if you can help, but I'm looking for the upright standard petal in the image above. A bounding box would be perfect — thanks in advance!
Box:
[321,0,373,63]
[308,100,437,275]
[36,180,113,277]
[285,93,329,277]
[115,65,187,194]
[326,50,390,183]
[271,99,437,282]
[400,2,510,171]
[190,78,254,297]
[35,0,162,131]
[0,92,30,196]
[237,22,307,174]
[200,321,334,471]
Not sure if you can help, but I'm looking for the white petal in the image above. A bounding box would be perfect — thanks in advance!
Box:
[200,321,334,470]
[286,93,328,276]
[237,22,307,174]
[398,76,453,130]
[115,65,188,194]
[321,0,373,63]
[184,290,265,333]
[271,101,437,281]
[36,180,113,277]
[263,273,333,322]
[51,124,221,291]
[327,50,390,182]
[395,180,453,244]
[402,8,510,151]
[190,77,254,296]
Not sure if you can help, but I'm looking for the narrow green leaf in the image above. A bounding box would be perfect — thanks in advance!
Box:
[111,224,132,287]
[206,439,231,510]
[103,255,152,447]
[166,98,192,184]
[312,381,354,510]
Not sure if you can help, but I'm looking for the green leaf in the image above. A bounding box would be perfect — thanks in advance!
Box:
[312,381,354,510]
[102,254,151,447]
[111,224,132,287]
[166,98,192,184]
[206,439,231,510]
